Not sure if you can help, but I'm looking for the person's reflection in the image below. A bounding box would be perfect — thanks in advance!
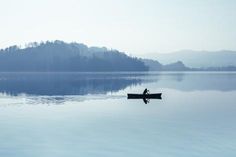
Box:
[143,98,150,104]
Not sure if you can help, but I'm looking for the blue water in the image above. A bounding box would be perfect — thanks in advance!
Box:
[0,72,235,157]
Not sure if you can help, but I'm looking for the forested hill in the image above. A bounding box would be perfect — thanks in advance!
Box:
[0,41,148,72]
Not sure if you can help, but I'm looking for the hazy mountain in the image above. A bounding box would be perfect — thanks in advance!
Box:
[152,50,236,68]
[163,61,189,71]
[142,59,190,71]
[0,41,148,72]
[1,41,236,72]
[142,59,162,71]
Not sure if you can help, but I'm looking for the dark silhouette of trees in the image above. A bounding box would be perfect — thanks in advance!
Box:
[0,41,148,72]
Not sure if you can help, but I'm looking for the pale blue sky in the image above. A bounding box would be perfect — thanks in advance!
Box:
[0,0,236,55]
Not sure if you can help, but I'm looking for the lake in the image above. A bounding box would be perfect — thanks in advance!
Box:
[0,72,235,157]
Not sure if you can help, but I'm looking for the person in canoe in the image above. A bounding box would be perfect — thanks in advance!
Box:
[143,88,150,95]
[142,88,150,104]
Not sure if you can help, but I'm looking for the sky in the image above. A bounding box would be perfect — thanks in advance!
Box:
[0,0,236,55]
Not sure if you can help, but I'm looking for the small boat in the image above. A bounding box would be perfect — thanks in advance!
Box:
[127,93,162,99]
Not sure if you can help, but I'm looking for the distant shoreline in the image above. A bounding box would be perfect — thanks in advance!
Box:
[0,71,236,73]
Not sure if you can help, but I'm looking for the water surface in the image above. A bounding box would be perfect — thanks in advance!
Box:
[0,72,235,157]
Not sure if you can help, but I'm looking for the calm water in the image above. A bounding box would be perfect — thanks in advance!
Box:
[0,72,235,157]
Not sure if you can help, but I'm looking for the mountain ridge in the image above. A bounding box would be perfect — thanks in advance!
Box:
[150,50,236,68]
[0,40,148,72]
[1,41,236,71]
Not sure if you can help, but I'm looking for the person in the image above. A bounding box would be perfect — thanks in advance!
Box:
[143,88,149,95]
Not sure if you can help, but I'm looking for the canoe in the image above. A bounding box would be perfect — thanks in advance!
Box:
[127,93,162,99]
